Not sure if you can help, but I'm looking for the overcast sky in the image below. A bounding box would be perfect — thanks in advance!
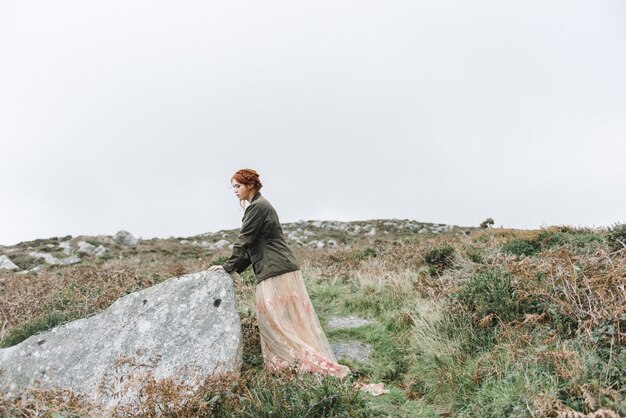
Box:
[1,1,625,246]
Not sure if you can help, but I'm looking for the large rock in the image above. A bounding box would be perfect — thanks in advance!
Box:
[113,230,138,246]
[0,270,242,411]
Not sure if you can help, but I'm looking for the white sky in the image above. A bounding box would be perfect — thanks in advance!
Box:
[1,0,625,246]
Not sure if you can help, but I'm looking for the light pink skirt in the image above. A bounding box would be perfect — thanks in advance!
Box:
[255,270,350,378]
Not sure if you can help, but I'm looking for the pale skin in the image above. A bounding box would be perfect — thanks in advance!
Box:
[208,179,257,272]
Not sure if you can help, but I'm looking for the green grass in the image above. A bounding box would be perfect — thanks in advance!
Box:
[0,312,71,347]
[1,224,624,417]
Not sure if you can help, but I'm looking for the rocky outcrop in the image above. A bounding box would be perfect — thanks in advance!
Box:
[113,230,138,247]
[0,270,242,411]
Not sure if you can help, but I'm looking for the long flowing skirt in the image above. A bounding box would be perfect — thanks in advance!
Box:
[255,270,350,378]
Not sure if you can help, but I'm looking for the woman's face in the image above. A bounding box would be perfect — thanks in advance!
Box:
[231,179,254,201]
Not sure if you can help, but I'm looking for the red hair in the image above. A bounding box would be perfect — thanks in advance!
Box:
[232,168,263,192]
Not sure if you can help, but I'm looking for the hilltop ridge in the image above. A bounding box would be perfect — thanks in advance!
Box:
[0,219,470,275]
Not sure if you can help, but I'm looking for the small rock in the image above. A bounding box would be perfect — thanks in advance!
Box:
[77,241,96,255]
[316,241,325,249]
[17,265,45,275]
[59,241,73,255]
[29,252,60,265]
[94,246,107,257]
[113,230,138,247]
[331,342,372,362]
[367,227,376,236]
[200,240,231,250]
[179,240,189,244]
[0,255,19,270]
[60,256,81,265]
[358,383,389,396]
[326,239,338,248]
[327,316,370,330]
[312,220,323,228]
[212,239,230,250]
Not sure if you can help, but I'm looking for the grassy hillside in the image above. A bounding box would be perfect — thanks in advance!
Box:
[1,221,624,417]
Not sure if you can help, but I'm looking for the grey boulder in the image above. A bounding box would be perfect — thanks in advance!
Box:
[0,270,242,411]
[77,241,107,257]
[113,230,138,246]
[0,255,19,270]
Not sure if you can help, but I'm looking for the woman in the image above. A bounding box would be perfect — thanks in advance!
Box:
[208,169,350,379]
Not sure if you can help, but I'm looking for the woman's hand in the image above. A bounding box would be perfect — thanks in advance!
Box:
[208,265,225,272]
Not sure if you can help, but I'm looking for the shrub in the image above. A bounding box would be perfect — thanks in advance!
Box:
[424,244,455,272]
[239,372,376,417]
[607,223,626,252]
[465,247,484,264]
[362,247,377,258]
[456,271,542,324]
[501,239,540,258]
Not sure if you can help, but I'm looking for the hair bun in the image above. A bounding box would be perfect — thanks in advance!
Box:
[232,168,263,190]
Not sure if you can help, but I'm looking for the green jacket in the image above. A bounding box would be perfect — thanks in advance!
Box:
[222,192,300,283]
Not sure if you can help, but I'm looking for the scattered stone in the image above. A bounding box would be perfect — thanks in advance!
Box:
[77,241,96,255]
[200,239,231,250]
[326,239,338,248]
[94,246,107,256]
[316,241,325,249]
[358,383,389,396]
[331,342,373,362]
[17,265,45,275]
[179,240,189,244]
[327,315,370,330]
[0,270,242,412]
[312,220,323,228]
[367,227,377,236]
[211,239,230,250]
[29,252,60,265]
[77,241,107,257]
[59,241,73,255]
[60,255,81,265]
[113,230,138,247]
[0,255,19,270]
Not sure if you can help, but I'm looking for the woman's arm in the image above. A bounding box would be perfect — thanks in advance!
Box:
[220,202,269,274]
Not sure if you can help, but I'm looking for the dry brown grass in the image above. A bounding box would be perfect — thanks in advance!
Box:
[1,226,625,416]
[508,246,626,338]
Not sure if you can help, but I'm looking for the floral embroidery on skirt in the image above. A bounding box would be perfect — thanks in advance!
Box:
[255,270,350,379]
